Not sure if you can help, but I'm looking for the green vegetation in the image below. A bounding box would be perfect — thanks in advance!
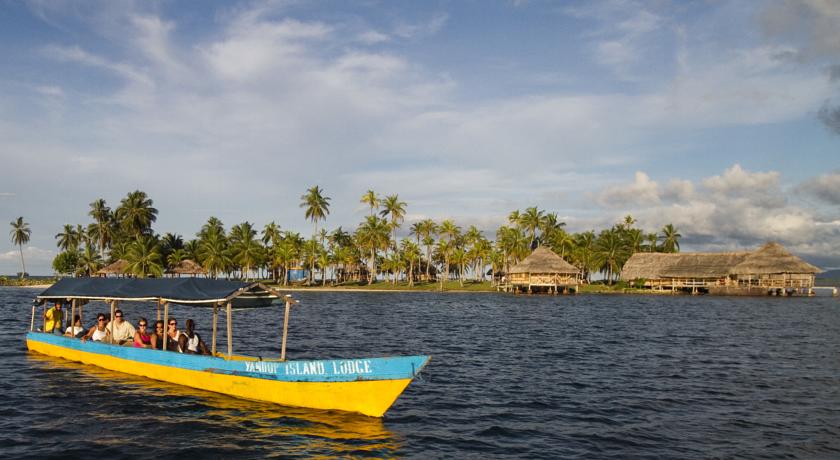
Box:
[43,189,681,291]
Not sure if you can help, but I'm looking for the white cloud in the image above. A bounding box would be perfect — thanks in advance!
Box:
[393,12,448,39]
[356,30,389,44]
[597,171,660,207]
[797,171,840,204]
[0,246,55,263]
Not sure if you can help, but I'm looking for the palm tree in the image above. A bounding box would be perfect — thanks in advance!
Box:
[379,194,407,254]
[418,219,438,281]
[434,238,454,290]
[574,230,596,282]
[301,186,330,282]
[166,248,187,269]
[273,239,299,286]
[301,186,331,237]
[125,236,164,278]
[594,229,628,284]
[519,206,544,246]
[645,233,658,252]
[199,217,225,240]
[470,238,492,281]
[89,199,112,259]
[401,240,421,286]
[360,190,380,217]
[262,221,281,248]
[55,224,80,252]
[660,224,681,253]
[115,190,158,238]
[199,233,231,279]
[451,247,467,287]
[10,217,31,279]
[540,212,566,244]
[355,215,390,285]
[76,245,103,277]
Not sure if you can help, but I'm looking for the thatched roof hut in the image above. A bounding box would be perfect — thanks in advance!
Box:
[729,242,820,275]
[619,253,677,280]
[165,259,206,277]
[96,259,129,277]
[509,246,579,274]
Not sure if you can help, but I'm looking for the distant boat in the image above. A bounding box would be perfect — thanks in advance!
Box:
[25,278,429,417]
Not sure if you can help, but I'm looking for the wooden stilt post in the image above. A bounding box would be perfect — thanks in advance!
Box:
[280,295,292,361]
[109,300,116,344]
[226,301,233,358]
[163,302,169,351]
[211,303,218,356]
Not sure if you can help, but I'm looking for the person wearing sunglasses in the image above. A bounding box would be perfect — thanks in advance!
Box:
[151,320,166,350]
[166,318,182,352]
[109,309,136,345]
[133,317,152,348]
[81,314,111,343]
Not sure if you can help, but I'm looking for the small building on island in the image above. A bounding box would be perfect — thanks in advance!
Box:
[506,246,581,294]
[620,242,820,296]
[95,259,130,278]
[165,259,206,278]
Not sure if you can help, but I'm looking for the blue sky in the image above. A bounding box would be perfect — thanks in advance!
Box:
[1,0,839,275]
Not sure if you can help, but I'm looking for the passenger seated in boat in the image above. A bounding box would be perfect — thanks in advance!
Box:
[43,302,64,334]
[109,309,136,345]
[166,318,182,351]
[133,318,152,348]
[64,315,85,338]
[177,319,210,355]
[151,320,166,350]
[81,314,111,342]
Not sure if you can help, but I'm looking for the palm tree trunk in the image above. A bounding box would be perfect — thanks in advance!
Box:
[18,244,26,279]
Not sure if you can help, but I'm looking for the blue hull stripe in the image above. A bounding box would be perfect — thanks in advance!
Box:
[27,333,430,383]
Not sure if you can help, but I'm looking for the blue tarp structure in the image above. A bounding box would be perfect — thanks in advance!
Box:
[37,278,278,305]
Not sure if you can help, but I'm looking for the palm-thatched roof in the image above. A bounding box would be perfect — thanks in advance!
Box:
[96,259,129,276]
[165,259,206,276]
[663,252,750,278]
[729,242,821,275]
[509,246,579,274]
[619,253,677,280]
[620,242,821,280]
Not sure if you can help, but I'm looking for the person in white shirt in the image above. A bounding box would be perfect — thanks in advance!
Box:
[64,314,85,338]
[109,309,136,345]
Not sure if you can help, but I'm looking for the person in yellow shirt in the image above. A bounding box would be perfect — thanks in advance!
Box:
[43,302,65,333]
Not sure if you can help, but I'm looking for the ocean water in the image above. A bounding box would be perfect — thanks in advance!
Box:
[2,287,839,458]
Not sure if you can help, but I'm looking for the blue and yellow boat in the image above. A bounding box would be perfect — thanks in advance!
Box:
[26,278,429,417]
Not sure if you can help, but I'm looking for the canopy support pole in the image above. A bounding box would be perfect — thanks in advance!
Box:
[162,302,169,351]
[226,301,232,358]
[156,300,161,322]
[30,304,35,332]
[42,304,46,333]
[79,301,83,330]
[70,299,76,337]
[211,303,218,356]
[109,300,116,344]
[280,295,292,361]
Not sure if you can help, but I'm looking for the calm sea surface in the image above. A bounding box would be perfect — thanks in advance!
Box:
[2,287,839,458]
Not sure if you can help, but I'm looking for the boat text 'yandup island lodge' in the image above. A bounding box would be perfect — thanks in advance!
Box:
[620,242,821,296]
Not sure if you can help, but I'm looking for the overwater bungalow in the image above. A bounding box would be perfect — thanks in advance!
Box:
[504,246,581,294]
[620,242,820,295]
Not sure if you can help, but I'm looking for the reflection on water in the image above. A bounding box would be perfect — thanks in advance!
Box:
[26,353,400,457]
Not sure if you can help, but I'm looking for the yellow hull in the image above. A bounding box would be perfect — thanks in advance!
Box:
[27,339,412,417]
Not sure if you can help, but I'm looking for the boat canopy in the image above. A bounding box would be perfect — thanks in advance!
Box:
[36,278,282,306]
